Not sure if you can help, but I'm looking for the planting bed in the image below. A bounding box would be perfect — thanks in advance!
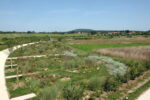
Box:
[5,38,150,100]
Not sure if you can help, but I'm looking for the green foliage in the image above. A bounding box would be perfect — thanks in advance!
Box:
[144,62,150,69]
[92,90,102,98]
[102,77,118,92]
[85,56,98,68]
[62,60,77,69]
[116,58,147,80]
[40,86,58,100]
[87,77,102,91]
[70,43,150,51]
[115,74,128,83]
[128,61,145,80]
[63,83,84,100]
[20,63,32,73]
[9,86,32,98]
[27,80,40,92]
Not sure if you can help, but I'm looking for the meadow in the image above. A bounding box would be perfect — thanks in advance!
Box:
[2,34,150,100]
[70,43,150,51]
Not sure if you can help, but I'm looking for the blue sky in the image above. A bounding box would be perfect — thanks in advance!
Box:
[0,0,150,32]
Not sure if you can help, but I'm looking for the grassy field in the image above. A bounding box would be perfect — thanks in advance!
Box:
[0,33,87,39]
[0,33,87,51]
[10,41,70,57]
[70,43,150,51]
[71,36,150,44]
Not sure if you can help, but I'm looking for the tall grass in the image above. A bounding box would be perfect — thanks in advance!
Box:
[63,83,84,100]
[40,86,58,100]
[96,46,150,62]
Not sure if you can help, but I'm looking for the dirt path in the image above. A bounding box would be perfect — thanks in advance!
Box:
[0,42,38,100]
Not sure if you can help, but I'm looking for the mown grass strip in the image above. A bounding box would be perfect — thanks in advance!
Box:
[127,80,150,100]
[70,43,150,51]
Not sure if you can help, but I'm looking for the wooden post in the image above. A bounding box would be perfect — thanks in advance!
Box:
[10,59,13,69]
[16,66,19,86]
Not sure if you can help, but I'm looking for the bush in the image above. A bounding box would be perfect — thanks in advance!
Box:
[26,79,40,92]
[62,60,77,69]
[85,56,98,68]
[144,62,150,69]
[115,74,128,83]
[40,86,58,100]
[88,78,102,91]
[120,59,146,80]
[63,83,84,100]
[102,77,118,92]
[129,62,145,80]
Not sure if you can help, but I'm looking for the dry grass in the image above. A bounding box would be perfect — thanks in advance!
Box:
[71,36,150,44]
[96,46,150,62]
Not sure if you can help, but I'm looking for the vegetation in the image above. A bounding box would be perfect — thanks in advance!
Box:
[96,46,150,62]
[70,43,150,51]
[63,83,84,100]
[3,34,150,100]
[102,77,118,92]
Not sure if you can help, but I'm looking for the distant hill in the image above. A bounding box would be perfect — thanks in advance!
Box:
[70,29,94,32]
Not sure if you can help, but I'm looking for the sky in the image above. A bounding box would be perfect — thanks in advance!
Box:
[0,0,150,32]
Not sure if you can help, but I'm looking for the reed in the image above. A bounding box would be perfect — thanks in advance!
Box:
[96,46,150,62]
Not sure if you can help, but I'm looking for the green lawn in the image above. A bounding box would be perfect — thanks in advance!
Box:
[70,43,150,51]
[0,45,7,51]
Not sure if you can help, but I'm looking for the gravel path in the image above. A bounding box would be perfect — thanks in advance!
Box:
[8,54,64,60]
[10,93,36,100]
[0,42,38,100]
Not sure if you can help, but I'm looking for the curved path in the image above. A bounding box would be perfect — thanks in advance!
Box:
[137,88,150,100]
[0,42,38,100]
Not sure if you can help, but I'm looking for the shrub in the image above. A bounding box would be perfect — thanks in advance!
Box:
[128,62,145,80]
[92,90,102,98]
[115,74,127,83]
[88,56,128,76]
[102,77,118,92]
[144,62,150,69]
[88,78,102,91]
[85,56,98,68]
[40,86,58,100]
[63,83,84,100]
[27,80,40,92]
[64,51,77,57]
[62,60,77,69]
[20,63,32,73]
